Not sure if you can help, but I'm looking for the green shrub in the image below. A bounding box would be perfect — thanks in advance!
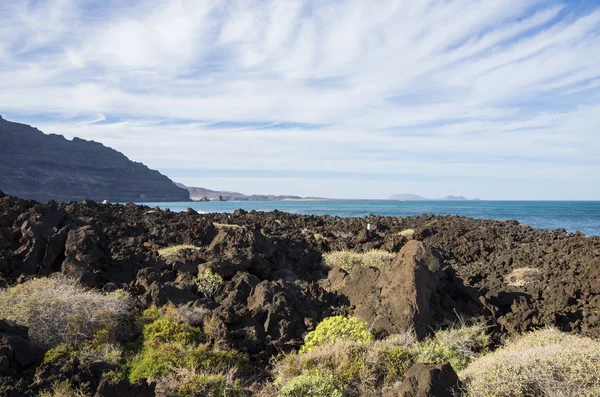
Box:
[43,334,124,368]
[44,343,77,364]
[323,250,395,271]
[142,314,203,346]
[415,324,490,371]
[301,316,373,353]
[275,338,417,396]
[273,324,490,396]
[38,380,89,397]
[461,328,600,397]
[128,305,247,394]
[197,270,224,299]
[177,372,244,397]
[0,275,132,347]
[278,374,346,397]
[373,345,416,382]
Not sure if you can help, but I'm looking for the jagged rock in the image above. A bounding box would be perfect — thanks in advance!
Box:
[141,281,198,306]
[95,378,155,397]
[41,227,69,272]
[0,320,38,374]
[61,226,106,285]
[19,220,47,274]
[384,363,461,397]
[0,116,189,203]
[327,240,443,339]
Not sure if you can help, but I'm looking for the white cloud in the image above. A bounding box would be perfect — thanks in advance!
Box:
[0,0,599,199]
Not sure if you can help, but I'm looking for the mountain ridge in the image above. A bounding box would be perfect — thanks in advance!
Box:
[0,116,189,203]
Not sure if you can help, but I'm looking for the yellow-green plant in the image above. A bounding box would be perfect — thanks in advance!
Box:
[38,380,89,397]
[278,374,346,397]
[275,338,417,395]
[301,316,373,353]
[128,305,247,395]
[197,270,224,299]
[178,374,243,397]
[415,324,490,371]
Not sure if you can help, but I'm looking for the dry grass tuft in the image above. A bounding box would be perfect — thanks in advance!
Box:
[504,267,541,287]
[203,314,228,347]
[38,381,89,397]
[0,275,132,347]
[213,223,243,231]
[398,229,415,237]
[157,244,200,258]
[460,328,600,397]
[323,250,396,271]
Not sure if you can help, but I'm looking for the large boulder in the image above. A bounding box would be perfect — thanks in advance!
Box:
[61,226,107,285]
[95,378,155,397]
[326,240,443,339]
[384,363,461,397]
[0,320,38,375]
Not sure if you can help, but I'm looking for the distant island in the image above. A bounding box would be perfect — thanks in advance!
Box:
[389,194,480,201]
[176,183,327,202]
[179,185,481,202]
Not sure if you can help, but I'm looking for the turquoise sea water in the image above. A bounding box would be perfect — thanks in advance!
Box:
[137,200,600,236]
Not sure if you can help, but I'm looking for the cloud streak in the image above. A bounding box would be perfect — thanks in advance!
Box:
[0,0,599,199]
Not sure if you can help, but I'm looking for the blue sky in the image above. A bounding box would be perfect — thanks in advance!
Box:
[1,0,600,199]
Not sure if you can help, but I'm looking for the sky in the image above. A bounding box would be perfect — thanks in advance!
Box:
[1,0,599,200]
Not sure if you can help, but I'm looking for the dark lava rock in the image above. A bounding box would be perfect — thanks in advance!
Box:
[326,241,445,339]
[95,378,156,397]
[1,192,600,393]
[0,320,40,396]
[385,362,461,397]
[0,320,38,371]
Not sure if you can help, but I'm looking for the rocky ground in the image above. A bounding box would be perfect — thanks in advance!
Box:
[1,190,599,395]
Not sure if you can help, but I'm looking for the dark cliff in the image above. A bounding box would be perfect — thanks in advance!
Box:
[0,116,189,202]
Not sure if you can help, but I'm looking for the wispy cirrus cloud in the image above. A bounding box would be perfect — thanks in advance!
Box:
[1,0,599,199]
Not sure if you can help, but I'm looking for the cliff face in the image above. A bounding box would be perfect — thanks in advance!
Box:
[0,116,189,202]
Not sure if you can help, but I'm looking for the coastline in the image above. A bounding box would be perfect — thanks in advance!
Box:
[2,191,600,395]
[136,199,600,236]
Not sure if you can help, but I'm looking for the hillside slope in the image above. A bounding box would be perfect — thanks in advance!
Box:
[0,116,189,202]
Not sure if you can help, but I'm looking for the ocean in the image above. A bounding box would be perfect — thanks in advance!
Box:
[137,200,600,236]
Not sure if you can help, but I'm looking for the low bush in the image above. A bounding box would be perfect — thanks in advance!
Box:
[0,275,132,347]
[460,328,600,397]
[301,316,373,353]
[128,305,247,395]
[197,269,224,299]
[157,244,199,258]
[276,335,418,396]
[38,381,89,397]
[274,322,490,396]
[323,250,395,271]
[415,324,490,371]
[278,374,347,397]
[172,369,244,397]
